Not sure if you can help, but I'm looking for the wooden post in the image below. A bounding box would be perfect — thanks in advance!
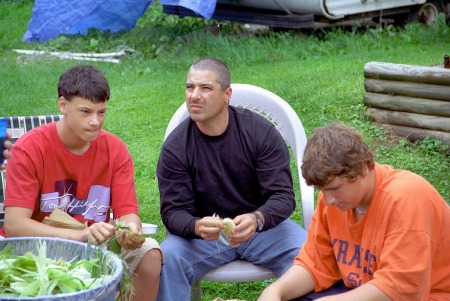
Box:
[364,61,450,85]
[364,79,450,102]
[379,123,450,144]
[365,108,450,133]
[363,61,450,144]
[363,92,450,117]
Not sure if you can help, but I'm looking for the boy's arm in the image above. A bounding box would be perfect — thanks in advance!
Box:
[4,206,115,245]
[258,264,315,301]
[315,283,391,301]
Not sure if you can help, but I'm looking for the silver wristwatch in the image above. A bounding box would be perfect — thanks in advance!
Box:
[252,212,264,232]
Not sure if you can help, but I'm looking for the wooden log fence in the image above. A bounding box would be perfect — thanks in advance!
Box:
[363,93,450,118]
[363,61,450,144]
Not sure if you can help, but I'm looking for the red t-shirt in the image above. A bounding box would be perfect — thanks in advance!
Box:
[0,122,138,236]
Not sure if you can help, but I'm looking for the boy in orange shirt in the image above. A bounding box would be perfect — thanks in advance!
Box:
[258,124,450,301]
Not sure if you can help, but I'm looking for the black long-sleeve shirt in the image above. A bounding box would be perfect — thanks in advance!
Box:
[157,106,295,238]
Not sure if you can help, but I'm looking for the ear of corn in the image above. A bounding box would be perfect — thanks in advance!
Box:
[110,221,146,255]
[217,217,240,248]
[221,218,235,236]
[105,222,140,299]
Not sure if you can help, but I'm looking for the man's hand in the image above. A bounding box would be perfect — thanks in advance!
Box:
[227,213,259,246]
[195,216,223,241]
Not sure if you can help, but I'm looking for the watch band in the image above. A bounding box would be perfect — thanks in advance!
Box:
[252,212,264,232]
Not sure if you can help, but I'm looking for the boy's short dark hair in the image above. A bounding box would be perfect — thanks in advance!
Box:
[57,65,110,103]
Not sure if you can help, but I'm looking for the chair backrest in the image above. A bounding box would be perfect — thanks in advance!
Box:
[0,115,64,226]
[163,83,315,230]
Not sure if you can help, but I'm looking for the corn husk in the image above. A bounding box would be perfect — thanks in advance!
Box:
[42,208,87,230]
[212,214,240,248]
[41,209,134,300]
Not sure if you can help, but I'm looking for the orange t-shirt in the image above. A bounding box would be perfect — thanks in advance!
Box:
[295,163,450,300]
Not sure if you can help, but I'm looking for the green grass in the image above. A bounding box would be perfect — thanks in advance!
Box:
[1,1,449,300]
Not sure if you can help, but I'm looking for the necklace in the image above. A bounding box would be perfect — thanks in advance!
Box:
[355,206,367,215]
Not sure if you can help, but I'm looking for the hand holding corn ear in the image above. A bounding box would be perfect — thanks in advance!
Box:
[213,214,240,248]
[114,221,145,250]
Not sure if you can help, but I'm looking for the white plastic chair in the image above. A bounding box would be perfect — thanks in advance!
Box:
[163,83,315,301]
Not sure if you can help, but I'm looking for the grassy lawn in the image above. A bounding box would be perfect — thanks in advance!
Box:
[1,1,449,300]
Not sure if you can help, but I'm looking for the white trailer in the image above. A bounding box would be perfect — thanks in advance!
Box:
[162,0,449,28]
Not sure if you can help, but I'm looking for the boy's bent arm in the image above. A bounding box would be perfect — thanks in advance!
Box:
[259,265,391,301]
[258,264,315,301]
[4,206,114,244]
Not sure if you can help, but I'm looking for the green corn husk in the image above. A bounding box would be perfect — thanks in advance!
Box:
[0,240,111,297]
[102,221,146,301]
[212,214,240,248]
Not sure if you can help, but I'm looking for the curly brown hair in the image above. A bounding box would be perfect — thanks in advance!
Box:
[301,124,375,188]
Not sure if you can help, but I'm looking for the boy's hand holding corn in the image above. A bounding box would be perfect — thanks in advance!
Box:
[115,215,146,250]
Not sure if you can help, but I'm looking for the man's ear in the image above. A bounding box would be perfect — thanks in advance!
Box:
[225,86,232,104]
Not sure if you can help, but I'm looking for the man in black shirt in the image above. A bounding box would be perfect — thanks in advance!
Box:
[156,57,307,301]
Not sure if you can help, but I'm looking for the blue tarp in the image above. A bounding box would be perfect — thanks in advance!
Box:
[23,0,217,43]
[160,0,217,19]
[23,0,153,43]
